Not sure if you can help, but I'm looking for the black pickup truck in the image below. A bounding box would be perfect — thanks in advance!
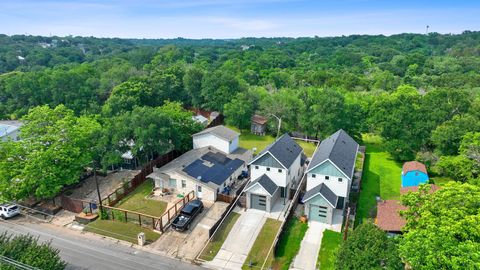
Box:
[171,199,204,231]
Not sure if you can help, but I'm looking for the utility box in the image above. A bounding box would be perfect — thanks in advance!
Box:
[137,232,145,246]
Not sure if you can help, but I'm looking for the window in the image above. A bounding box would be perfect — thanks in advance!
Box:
[325,176,330,180]
[223,182,226,187]
[278,169,282,173]
[267,167,270,171]
[312,174,316,178]
[255,166,259,170]
[197,185,202,192]
[181,180,186,188]
[338,178,343,182]
[169,178,177,187]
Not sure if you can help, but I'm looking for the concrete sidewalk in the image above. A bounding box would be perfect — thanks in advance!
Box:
[290,221,328,270]
[206,209,267,270]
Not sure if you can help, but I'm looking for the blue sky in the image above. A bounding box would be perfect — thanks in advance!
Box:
[1,0,479,38]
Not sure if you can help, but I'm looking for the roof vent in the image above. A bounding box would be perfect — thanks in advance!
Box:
[197,176,202,181]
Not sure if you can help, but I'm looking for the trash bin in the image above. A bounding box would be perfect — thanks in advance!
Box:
[137,232,145,246]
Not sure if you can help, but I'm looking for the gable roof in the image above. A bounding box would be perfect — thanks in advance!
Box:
[402,161,428,174]
[250,133,303,169]
[307,129,359,179]
[376,200,407,232]
[251,115,268,125]
[193,125,239,142]
[302,183,343,208]
[245,174,279,196]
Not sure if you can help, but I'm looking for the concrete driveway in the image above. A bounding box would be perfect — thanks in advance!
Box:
[150,201,228,261]
[207,208,267,270]
[290,221,328,270]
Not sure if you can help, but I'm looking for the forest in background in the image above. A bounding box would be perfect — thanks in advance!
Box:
[1,32,479,199]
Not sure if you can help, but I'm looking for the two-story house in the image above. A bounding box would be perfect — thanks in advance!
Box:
[244,134,304,212]
[302,129,358,224]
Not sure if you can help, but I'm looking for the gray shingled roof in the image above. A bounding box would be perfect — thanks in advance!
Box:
[302,183,342,208]
[307,129,359,179]
[251,133,302,168]
[245,174,279,196]
[193,125,240,141]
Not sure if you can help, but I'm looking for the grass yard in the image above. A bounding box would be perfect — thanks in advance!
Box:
[430,176,454,187]
[199,212,240,261]
[85,219,161,244]
[227,126,317,157]
[242,218,282,270]
[355,134,402,226]
[271,218,309,270]
[317,230,342,270]
[115,180,167,217]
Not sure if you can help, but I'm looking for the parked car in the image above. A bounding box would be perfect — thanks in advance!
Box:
[0,204,20,219]
[171,199,204,231]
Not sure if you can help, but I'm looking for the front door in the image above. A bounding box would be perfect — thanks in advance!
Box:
[196,185,203,199]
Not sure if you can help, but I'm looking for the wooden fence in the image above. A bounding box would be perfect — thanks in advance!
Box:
[100,204,162,231]
[102,150,181,206]
[155,190,195,232]
[60,196,96,214]
[216,180,249,204]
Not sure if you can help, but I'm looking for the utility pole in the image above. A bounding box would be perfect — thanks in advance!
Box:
[269,114,282,139]
[93,162,103,213]
[426,25,430,35]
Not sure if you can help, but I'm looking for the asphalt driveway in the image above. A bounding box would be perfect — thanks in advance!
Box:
[207,208,267,270]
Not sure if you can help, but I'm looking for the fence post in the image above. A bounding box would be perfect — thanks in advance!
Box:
[160,217,164,233]
[112,210,115,220]
[152,218,155,230]
[138,214,142,226]
[124,211,127,222]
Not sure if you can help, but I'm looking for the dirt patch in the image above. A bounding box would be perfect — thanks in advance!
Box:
[67,170,140,202]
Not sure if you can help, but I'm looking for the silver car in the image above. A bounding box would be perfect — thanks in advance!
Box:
[0,204,20,219]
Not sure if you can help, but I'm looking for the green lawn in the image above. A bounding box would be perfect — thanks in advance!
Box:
[242,218,282,270]
[430,176,454,187]
[227,126,317,157]
[85,219,161,244]
[199,212,240,261]
[271,219,309,270]
[115,180,167,217]
[317,230,342,270]
[356,134,402,226]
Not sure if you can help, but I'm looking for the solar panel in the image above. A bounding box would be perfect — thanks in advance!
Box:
[201,152,231,165]
[183,154,245,186]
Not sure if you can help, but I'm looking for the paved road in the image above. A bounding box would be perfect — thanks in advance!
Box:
[0,218,206,270]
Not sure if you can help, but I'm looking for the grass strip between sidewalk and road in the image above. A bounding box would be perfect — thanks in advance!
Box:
[317,229,342,270]
[199,212,241,261]
[242,218,282,270]
[84,219,161,244]
[271,218,308,270]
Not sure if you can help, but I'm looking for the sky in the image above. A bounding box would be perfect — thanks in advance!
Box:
[1,0,480,39]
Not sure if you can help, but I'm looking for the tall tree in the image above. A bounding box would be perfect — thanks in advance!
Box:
[0,105,100,200]
[400,182,480,269]
[336,222,403,270]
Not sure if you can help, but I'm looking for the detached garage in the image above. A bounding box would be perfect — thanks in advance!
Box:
[245,174,280,212]
[303,183,344,224]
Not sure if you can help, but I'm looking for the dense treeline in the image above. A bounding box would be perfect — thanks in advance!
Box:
[1,31,480,188]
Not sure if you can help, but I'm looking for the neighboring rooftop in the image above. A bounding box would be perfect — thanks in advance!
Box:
[376,200,407,232]
[302,183,344,209]
[252,133,303,168]
[0,120,22,138]
[251,114,268,125]
[402,161,428,174]
[193,125,239,142]
[245,174,278,196]
[400,184,441,195]
[307,129,359,179]
[148,146,251,189]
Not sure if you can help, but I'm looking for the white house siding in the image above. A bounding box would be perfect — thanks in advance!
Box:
[161,171,217,202]
[193,133,231,154]
[307,160,351,198]
[251,164,287,188]
[229,137,239,154]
